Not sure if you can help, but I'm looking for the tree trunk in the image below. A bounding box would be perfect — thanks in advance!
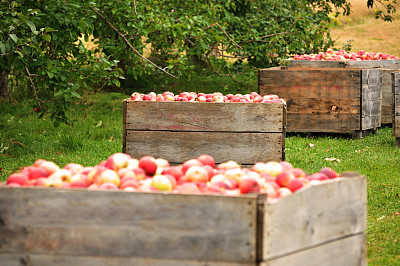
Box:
[0,70,10,101]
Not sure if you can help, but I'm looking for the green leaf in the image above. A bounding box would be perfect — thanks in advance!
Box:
[15,50,23,57]
[112,79,120,87]
[9,34,18,43]
[0,42,6,54]
[42,34,51,42]
[95,120,103,127]
[47,72,54,78]
[26,20,36,33]
[71,91,81,98]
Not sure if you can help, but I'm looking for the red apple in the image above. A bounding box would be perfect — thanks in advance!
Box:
[196,154,215,168]
[63,163,84,175]
[21,166,48,180]
[98,182,119,190]
[181,159,203,174]
[278,187,292,198]
[286,178,305,192]
[70,180,88,188]
[105,153,131,171]
[39,161,60,176]
[138,156,158,176]
[308,172,329,181]
[161,166,184,182]
[319,167,339,179]
[6,173,30,186]
[276,171,295,187]
[239,177,260,194]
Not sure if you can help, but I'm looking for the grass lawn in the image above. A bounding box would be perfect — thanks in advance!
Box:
[1,88,399,265]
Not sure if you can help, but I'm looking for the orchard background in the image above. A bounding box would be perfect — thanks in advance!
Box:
[1,0,400,265]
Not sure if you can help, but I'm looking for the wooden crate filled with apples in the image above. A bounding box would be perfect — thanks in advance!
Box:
[283,49,400,125]
[0,153,367,265]
[259,61,383,138]
[123,91,286,166]
[393,72,400,147]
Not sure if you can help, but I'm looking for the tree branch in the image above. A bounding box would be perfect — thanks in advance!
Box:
[90,6,177,78]
[204,23,243,50]
[25,65,46,111]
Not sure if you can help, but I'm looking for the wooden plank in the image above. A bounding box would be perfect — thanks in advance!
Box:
[283,58,400,69]
[124,101,284,133]
[0,253,257,266]
[122,99,128,153]
[286,98,360,114]
[393,72,400,138]
[287,113,361,132]
[125,130,284,165]
[260,233,367,266]
[0,188,260,263]
[382,69,394,124]
[261,174,367,260]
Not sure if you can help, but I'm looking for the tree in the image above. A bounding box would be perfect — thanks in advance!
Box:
[0,0,397,125]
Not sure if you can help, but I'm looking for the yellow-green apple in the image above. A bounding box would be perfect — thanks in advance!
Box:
[47,175,63,187]
[217,160,240,171]
[276,171,295,187]
[138,156,158,176]
[6,173,30,186]
[224,168,245,182]
[196,154,215,168]
[263,161,283,177]
[70,173,91,186]
[239,177,260,194]
[87,166,109,184]
[185,166,209,183]
[210,174,226,184]
[151,174,174,191]
[98,169,120,187]
[117,168,137,180]
[105,153,131,171]
[132,167,146,180]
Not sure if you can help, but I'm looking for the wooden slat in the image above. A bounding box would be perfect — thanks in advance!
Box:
[260,233,367,266]
[283,58,400,69]
[0,188,259,263]
[0,253,257,266]
[122,99,128,153]
[382,69,394,124]
[392,72,400,139]
[261,174,367,261]
[287,113,361,132]
[125,130,284,165]
[124,101,284,133]
[286,98,360,114]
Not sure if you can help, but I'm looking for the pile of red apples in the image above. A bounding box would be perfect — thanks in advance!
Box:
[131,91,282,103]
[2,153,340,203]
[290,49,399,61]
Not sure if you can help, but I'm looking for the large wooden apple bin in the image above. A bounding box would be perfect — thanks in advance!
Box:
[123,100,286,166]
[258,68,382,138]
[283,59,400,125]
[0,173,366,265]
[393,72,400,147]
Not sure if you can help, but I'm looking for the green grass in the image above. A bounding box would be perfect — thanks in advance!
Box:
[1,88,399,265]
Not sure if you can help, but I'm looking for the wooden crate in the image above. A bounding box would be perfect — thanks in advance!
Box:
[258,68,382,138]
[0,173,367,265]
[284,59,400,125]
[393,72,400,147]
[123,100,286,166]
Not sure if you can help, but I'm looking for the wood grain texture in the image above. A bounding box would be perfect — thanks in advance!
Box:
[393,72,400,139]
[0,188,260,263]
[125,130,284,165]
[0,253,258,266]
[258,68,382,133]
[124,100,285,133]
[261,175,367,261]
[283,59,400,69]
[260,233,367,266]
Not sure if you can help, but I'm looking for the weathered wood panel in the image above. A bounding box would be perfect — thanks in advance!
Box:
[260,233,367,266]
[261,174,367,261]
[258,68,382,134]
[0,188,260,263]
[125,130,284,165]
[124,100,284,133]
[283,58,400,69]
[393,72,400,147]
